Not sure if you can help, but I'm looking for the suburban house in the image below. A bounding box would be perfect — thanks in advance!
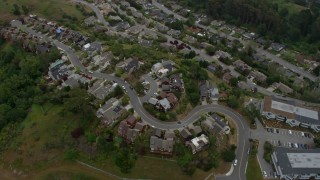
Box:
[186,134,209,154]
[249,70,267,83]
[210,114,230,134]
[116,58,140,74]
[83,41,102,52]
[180,129,193,141]
[150,128,175,155]
[118,115,146,143]
[157,98,171,112]
[199,80,219,101]
[170,74,184,92]
[242,32,258,40]
[48,60,71,81]
[150,135,174,155]
[222,72,233,84]
[151,60,175,78]
[207,64,218,73]
[233,60,252,74]
[215,50,231,60]
[237,81,251,91]
[272,82,293,94]
[96,98,125,125]
[159,74,184,92]
[167,29,181,38]
[271,43,286,52]
[88,80,115,100]
[84,16,96,26]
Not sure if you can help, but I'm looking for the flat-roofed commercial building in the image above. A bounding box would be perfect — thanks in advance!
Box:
[261,96,320,132]
[272,147,320,180]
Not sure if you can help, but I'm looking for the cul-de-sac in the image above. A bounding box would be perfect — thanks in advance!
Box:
[0,0,320,179]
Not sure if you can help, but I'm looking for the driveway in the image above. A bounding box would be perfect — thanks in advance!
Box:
[140,74,158,103]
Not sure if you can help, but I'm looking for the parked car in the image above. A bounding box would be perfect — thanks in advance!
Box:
[276,129,279,133]
[233,159,238,166]
[294,143,298,148]
[262,171,267,178]
[301,132,305,137]
[288,130,292,135]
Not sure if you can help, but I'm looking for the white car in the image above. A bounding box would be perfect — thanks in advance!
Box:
[88,70,93,74]
[301,132,305,137]
[233,159,238,166]
[263,171,267,177]
[288,130,292,135]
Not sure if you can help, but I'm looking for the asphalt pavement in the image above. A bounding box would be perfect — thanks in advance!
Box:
[12,18,250,180]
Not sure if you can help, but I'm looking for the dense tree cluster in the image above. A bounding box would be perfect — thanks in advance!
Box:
[0,41,60,130]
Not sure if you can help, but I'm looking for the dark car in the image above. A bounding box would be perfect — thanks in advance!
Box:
[306,133,312,138]
[304,144,308,149]
[276,129,279,133]
[299,143,304,148]
[267,128,271,132]
[278,140,281,146]
[271,128,274,133]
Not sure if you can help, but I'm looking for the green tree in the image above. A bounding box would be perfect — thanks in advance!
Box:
[314,138,320,148]
[121,94,130,106]
[230,77,238,87]
[21,5,29,15]
[12,4,21,15]
[205,45,216,56]
[114,143,137,173]
[227,95,239,108]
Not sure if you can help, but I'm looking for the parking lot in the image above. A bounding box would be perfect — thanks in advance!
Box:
[264,128,314,150]
[251,121,315,179]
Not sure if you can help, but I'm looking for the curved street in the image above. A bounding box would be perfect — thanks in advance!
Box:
[12,7,250,180]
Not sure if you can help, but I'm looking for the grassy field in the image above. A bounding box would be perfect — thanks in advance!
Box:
[1,104,80,171]
[0,104,213,180]
[274,0,306,15]
[0,0,89,24]
[246,155,263,180]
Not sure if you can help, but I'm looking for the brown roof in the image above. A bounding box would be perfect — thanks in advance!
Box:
[166,93,178,105]
[126,115,137,126]
[118,121,129,137]
[158,91,167,99]
[223,72,233,82]
[263,96,295,119]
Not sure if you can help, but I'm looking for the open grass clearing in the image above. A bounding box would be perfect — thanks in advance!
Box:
[0,0,90,24]
[2,103,80,172]
[246,155,263,180]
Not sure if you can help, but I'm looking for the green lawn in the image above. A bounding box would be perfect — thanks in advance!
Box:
[0,0,89,24]
[3,104,80,171]
[274,0,306,15]
[246,155,263,180]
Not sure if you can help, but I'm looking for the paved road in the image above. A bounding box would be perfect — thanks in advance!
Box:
[140,74,158,103]
[12,18,249,180]
[73,0,109,27]
[250,120,314,178]
[152,0,318,82]
[256,48,317,82]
